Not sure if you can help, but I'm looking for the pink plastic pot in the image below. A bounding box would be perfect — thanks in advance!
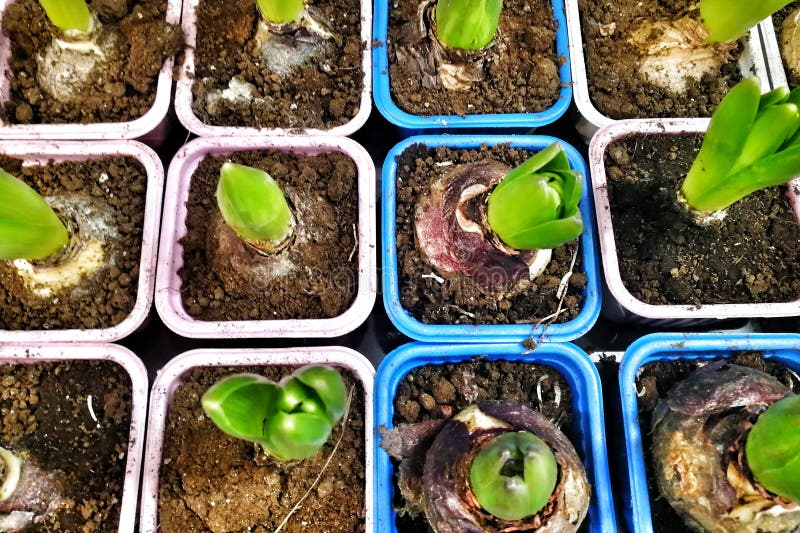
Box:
[0,140,163,342]
[139,346,375,533]
[0,343,148,533]
[175,0,372,137]
[155,135,376,338]
[0,0,180,143]
[590,118,800,325]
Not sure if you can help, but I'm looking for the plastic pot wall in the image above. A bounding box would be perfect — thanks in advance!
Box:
[0,140,163,343]
[619,332,800,533]
[374,341,617,533]
[760,16,790,89]
[372,0,572,132]
[175,0,372,137]
[382,134,601,343]
[0,343,148,533]
[155,135,377,338]
[139,346,375,533]
[0,0,179,143]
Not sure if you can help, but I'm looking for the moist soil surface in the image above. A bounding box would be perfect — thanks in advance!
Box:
[2,0,181,124]
[392,359,586,532]
[0,358,132,532]
[158,365,366,533]
[192,0,363,130]
[0,155,147,330]
[387,0,562,116]
[179,149,359,322]
[636,352,800,532]
[395,143,586,327]
[579,0,745,119]
[773,2,800,88]
[605,133,800,306]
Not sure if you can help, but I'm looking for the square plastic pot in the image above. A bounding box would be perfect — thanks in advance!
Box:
[0,140,163,342]
[619,332,800,533]
[155,135,377,338]
[382,134,601,343]
[139,346,375,533]
[0,343,148,533]
[372,0,572,132]
[565,0,771,140]
[374,341,617,533]
[0,0,179,143]
[175,0,372,137]
[760,15,790,89]
[589,118,800,325]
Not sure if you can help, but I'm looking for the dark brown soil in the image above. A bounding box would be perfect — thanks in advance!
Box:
[387,0,561,116]
[392,359,585,532]
[395,143,586,326]
[2,0,181,124]
[0,155,147,330]
[604,133,800,305]
[178,149,359,322]
[158,365,366,533]
[0,358,132,532]
[773,2,800,88]
[636,352,800,532]
[579,0,746,119]
[191,0,364,130]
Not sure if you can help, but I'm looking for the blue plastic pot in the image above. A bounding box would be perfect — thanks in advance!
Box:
[620,332,800,533]
[372,0,572,132]
[374,341,617,533]
[382,135,600,343]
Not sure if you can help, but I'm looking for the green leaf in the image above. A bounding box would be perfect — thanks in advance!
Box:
[435,0,503,51]
[0,167,69,261]
[700,0,793,43]
[470,431,558,521]
[295,365,347,423]
[200,374,280,447]
[746,395,800,503]
[758,87,791,112]
[38,0,92,33]
[216,162,293,245]
[264,411,333,460]
[729,103,800,175]
[256,0,304,24]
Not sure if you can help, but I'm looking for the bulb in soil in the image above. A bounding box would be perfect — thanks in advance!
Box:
[12,195,118,298]
[0,448,21,502]
[0,447,63,531]
[628,16,736,94]
[781,7,800,81]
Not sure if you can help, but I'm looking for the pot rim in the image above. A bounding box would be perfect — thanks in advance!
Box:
[139,346,375,533]
[759,15,790,89]
[155,135,377,338]
[589,118,800,320]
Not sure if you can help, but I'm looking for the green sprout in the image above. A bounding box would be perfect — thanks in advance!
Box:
[682,77,800,212]
[469,431,558,521]
[700,0,794,43]
[0,167,69,261]
[746,395,800,503]
[256,0,304,24]
[38,0,93,33]
[201,365,346,461]
[487,142,583,250]
[216,162,293,252]
[435,0,502,51]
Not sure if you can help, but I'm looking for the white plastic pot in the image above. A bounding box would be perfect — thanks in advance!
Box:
[0,140,163,342]
[589,118,800,325]
[0,343,148,533]
[175,0,372,136]
[0,0,180,143]
[139,346,375,533]
[155,135,377,338]
[760,15,790,89]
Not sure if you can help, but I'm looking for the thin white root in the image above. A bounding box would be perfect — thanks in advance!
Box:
[0,446,22,502]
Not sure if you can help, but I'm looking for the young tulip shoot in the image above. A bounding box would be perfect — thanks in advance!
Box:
[435,0,503,51]
[201,365,346,461]
[746,395,800,503]
[700,0,794,43]
[256,0,304,24]
[487,142,583,250]
[216,162,293,252]
[681,77,800,212]
[0,167,69,261]
[38,0,93,33]
[470,431,558,521]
